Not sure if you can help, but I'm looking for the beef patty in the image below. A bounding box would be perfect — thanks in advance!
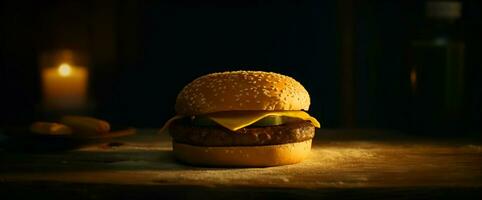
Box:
[169,120,315,146]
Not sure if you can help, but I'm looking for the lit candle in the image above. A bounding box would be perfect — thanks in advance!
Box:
[42,63,88,110]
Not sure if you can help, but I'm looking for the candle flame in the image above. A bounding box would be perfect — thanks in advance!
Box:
[58,63,72,77]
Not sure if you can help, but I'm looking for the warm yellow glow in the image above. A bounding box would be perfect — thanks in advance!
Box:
[57,63,72,77]
[43,64,88,109]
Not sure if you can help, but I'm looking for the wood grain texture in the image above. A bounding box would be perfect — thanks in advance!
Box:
[0,129,481,199]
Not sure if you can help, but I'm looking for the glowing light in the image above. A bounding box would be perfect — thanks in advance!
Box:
[57,63,72,77]
[410,68,417,92]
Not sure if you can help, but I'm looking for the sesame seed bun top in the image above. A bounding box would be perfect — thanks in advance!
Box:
[175,71,310,115]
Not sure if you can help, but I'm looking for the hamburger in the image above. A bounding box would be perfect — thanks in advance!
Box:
[161,71,320,167]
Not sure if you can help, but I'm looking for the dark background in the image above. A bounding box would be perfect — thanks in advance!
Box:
[1,0,481,135]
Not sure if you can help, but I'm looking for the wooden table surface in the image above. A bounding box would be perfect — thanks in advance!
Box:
[1,129,481,199]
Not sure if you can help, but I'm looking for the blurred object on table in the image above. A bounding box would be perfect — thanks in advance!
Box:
[30,122,72,135]
[60,115,111,135]
[0,116,135,152]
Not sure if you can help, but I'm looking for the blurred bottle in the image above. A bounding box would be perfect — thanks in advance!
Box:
[407,1,466,134]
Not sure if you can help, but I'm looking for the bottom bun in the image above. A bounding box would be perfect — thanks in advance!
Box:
[172,140,312,167]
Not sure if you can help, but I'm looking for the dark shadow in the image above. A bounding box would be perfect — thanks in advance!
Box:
[314,129,482,146]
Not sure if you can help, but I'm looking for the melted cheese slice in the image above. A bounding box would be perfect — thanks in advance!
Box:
[206,111,320,131]
[160,111,320,133]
